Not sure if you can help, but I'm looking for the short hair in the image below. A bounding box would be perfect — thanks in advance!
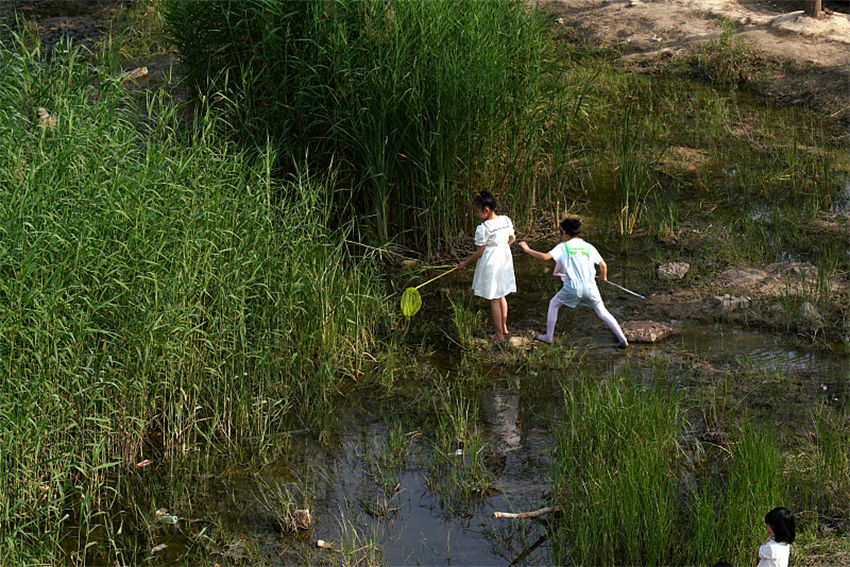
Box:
[560,217,581,236]
[765,507,795,544]
[473,190,498,212]
[712,562,734,567]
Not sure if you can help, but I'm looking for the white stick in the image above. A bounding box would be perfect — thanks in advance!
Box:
[603,279,646,300]
[492,506,560,519]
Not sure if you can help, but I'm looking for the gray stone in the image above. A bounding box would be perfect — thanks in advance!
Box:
[658,262,690,281]
[621,321,674,343]
[713,294,751,312]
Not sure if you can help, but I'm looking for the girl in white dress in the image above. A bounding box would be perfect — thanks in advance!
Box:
[456,191,516,341]
[756,507,795,567]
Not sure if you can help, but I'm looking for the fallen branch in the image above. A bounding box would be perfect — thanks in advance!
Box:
[492,506,560,519]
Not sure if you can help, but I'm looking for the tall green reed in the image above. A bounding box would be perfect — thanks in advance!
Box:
[426,377,494,512]
[164,0,554,250]
[552,372,682,565]
[614,104,664,235]
[807,404,850,521]
[688,422,784,566]
[0,30,387,564]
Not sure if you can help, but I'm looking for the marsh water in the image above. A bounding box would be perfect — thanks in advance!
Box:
[144,250,847,566]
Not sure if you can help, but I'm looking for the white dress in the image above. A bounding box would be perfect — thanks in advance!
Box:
[471,216,516,300]
[757,538,790,567]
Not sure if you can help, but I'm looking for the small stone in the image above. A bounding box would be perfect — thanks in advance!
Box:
[713,294,751,312]
[508,336,527,348]
[119,66,148,82]
[658,262,690,281]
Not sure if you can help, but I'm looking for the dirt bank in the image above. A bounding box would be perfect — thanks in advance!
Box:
[542,0,850,128]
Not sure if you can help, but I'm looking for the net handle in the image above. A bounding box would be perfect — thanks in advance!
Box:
[415,266,458,290]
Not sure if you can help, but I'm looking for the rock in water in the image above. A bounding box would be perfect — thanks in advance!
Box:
[621,321,674,343]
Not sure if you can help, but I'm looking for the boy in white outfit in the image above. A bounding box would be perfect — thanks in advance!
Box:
[518,217,628,348]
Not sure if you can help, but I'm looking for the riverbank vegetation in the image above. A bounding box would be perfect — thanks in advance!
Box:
[0,27,388,563]
[1,0,847,564]
[164,0,554,251]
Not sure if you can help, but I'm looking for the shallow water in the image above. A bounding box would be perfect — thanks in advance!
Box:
[192,247,847,565]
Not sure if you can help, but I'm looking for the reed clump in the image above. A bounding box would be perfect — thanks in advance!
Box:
[164,0,553,250]
[0,30,387,564]
[686,18,765,90]
[549,362,850,566]
[552,373,682,565]
[426,379,495,512]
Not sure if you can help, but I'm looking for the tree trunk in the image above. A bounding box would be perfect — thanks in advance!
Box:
[804,0,822,18]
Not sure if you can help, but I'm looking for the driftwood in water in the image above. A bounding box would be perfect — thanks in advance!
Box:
[492,506,560,519]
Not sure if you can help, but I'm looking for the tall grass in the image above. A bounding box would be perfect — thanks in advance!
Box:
[164,0,554,249]
[552,372,682,565]
[614,104,663,235]
[0,30,387,564]
[806,404,850,522]
[426,377,494,512]
[688,422,784,566]
[686,18,764,90]
[551,369,795,566]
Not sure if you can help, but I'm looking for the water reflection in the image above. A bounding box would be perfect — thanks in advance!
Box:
[480,380,521,455]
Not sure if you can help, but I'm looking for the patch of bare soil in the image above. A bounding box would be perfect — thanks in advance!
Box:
[541,0,850,127]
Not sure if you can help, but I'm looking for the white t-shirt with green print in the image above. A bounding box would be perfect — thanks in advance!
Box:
[549,238,603,283]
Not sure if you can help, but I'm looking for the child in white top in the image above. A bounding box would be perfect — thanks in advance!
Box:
[756,507,795,567]
[456,191,516,341]
[518,217,628,348]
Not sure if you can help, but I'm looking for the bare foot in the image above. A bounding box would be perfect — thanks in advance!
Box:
[534,334,553,344]
[490,333,506,341]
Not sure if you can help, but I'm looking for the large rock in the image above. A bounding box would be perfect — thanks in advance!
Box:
[658,262,690,281]
[621,321,674,343]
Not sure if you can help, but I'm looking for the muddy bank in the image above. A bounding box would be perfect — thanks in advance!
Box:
[542,0,850,129]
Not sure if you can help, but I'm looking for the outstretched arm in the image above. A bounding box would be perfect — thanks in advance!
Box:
[596,259,608,282]
[518,241,552,262]
[457,245,485,270]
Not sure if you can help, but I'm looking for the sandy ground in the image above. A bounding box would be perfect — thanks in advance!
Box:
[542,0,850,125]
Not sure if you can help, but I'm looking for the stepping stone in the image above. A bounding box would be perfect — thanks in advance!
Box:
[621,320,674,343]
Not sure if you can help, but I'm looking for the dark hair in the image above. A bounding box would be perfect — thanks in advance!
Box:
[765,507,795,544]
[559,217,581,236]
[712,562,734,567]
[473,190,498,212]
